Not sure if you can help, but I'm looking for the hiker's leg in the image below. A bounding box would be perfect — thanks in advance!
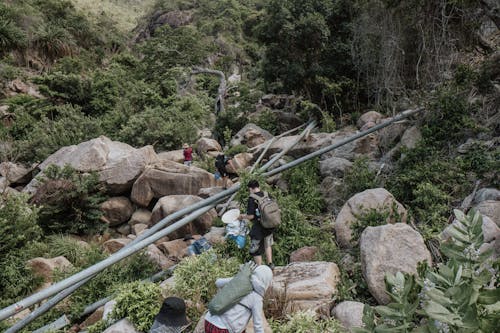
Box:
[264,234,273,264]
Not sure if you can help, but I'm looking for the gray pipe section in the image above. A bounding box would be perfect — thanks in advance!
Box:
[264,108,423,178]
[0,108,421,322]
[0,203,218,322]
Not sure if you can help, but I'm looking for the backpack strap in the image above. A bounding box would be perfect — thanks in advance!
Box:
[249,193,263,203]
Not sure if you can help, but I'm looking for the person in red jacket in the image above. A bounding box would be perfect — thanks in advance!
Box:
[183,143,193,166]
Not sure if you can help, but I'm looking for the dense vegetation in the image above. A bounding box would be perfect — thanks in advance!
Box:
[0,0,498,331]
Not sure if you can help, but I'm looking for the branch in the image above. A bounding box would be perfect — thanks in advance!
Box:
[191,67,227,114]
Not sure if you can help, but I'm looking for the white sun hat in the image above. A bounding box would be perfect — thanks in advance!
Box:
[221,208,240,224]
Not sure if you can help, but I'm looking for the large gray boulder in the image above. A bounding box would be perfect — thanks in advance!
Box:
[360,223,432,304]
[150,195,217,240]
[357,111,383,129]
[319,157,352,178]
[269,261,340,315]
[195,138,222,156]
[334,188,408,248]
[230,123,273,148]
[27,256,73,283]
[332,301,365,331]
[23,136,158,194]
[157,150,184,164]
[130,160,222,207]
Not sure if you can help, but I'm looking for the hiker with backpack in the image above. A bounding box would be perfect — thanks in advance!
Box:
[182,143,193,166]
[204,263,273,333]
[215,154,234,189]
[238,180,280,269]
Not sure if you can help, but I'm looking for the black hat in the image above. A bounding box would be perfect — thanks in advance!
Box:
[155,297,189,327]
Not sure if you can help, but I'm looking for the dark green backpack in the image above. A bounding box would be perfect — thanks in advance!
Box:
[208,262,255,315]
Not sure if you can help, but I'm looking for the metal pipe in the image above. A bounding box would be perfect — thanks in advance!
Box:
[264,108,423,178]
[0,203,219,321]
[0,108,422,322]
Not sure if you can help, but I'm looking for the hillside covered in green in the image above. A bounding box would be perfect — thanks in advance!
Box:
[0,0,499,332]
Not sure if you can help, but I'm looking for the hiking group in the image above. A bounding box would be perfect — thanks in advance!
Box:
[158,145,279,333]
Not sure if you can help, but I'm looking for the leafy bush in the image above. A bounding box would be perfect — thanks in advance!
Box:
[283,158,324,214]
[111,281,162,332]
[0,193,40,256]
[118,96,210,150]
[254,109,279,135]
[0,253,43,308]
[225,144,248,157]
[270,310,345,333]
[342,157,378,200]
[350,207,391,242]
[357,209,499,332]
[31,164,106,235]
[164,251,239,321]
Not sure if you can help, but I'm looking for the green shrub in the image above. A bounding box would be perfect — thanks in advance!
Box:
[226,144,248,157]
[0,193,41,256]
[31,164,106,235]
[351,207,391,242]
[411,182,451,239]
[0,253,43,308]
[35,72,92,107]
[283,158,324,214]
[165,251,239,321]
[342,157,378,200]
[270,310,345,332]
[254,109,279,135]
[111,281,162,332]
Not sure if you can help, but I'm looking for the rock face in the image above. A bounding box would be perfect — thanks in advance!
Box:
[357,111,383,129]
[332,301,365,331]
[225,152,253,173]
[150,195,217,240]
[289,246,318,262]
[24,136,158,194]
[129,209,152,226]
[474,200,500,226]
[203,226,226,244]
[130,160,220,207]
[334,188,408,248]
[146,244,174,269]
[157,150,184,164]
[360,223,432,304]
[0,162,31,184]
[196,138,222,156]
[198,186,225,198]
[102,319,139,333]
[103,238,132,253]
[27,256,73,282]
[230,123,273,148]
[101,197,134,226]
[157,239,189,258]
[270,262,340,315]
[319,157,353,178]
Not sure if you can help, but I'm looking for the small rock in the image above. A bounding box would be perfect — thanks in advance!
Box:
[290,246,318,262]
[400,126,421,149]
[132,223,148,236]
[332,301,365,331]
[103,238,131,253]
[319,157,353,178]
[204,227,226,244]
[101,197,134,226]
[360,223,432,304]
[129,209,152,226]
[146,244,175,269]
[225,153,253,173]
[79,306,104,329]
[116,223,131,236]
[474,200,500,226]
[27,256,74,283]
[357,111,383,129]
[102,319,139,333]
[196,138,222,156]
[157,239,189,258]
[0,162,32,184]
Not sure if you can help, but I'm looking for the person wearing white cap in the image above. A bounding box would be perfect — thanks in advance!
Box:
[204,265,273,333]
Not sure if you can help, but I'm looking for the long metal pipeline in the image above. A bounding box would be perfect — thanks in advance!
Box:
[0,108,422,322]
